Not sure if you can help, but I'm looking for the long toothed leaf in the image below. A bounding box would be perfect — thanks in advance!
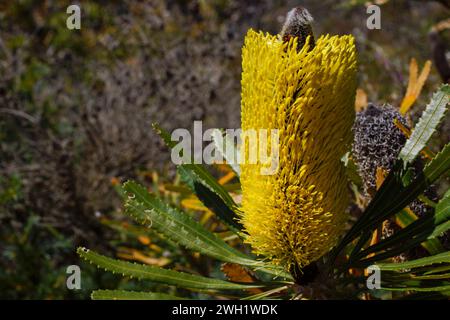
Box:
[376,251,450,271]
[399,84,449,166]
[434,188,450,225]
[78,247,262,290]
[153,123,243,232]
[122,181,290,280]
[123,181,250,264]
[423,142,450,183]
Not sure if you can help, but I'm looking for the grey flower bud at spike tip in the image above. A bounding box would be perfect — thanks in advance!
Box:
[280,6,315,50]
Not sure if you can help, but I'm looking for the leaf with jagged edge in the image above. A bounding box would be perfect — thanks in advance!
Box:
[399,84,449,167]
[372,251,450,293]
[153,123,243,233]
[77,247,264,290]
[123,181,248,263]
[376,251,450,271]
[152,123,177,148]
[122,181,291,280]
[91,290,187,300]
[423,142,450,183]
[332,162,405,263]
[428,188,450,240]
[378,268,450,292]
[434,188,450,225]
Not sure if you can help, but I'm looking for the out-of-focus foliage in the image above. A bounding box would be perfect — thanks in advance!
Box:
[1,0,449,298]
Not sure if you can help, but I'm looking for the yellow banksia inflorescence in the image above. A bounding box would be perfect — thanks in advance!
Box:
[239,29,357,271]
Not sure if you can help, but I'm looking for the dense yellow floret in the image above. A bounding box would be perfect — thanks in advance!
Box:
[240,30,357,270]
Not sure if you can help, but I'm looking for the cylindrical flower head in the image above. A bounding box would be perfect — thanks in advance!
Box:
[239,30,357,270]
[352,104,408,197]
[352,104,450,254]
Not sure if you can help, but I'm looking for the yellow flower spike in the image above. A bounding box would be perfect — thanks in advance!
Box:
[239,29,357,272]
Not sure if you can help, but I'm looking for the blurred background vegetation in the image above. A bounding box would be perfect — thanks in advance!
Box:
[0,0,449,299]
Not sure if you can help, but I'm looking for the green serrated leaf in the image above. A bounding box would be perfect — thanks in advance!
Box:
[399,84,449,166]
[91,290,187,300]
[152,123,243,232]
[429,221,450,241]
[152,123,176,148]
[123,181,250,265]
[407,273,450,280]
[122,181,290,281]
[424,142,450,186]
[78,247,262,290]
[426,188,450,240]
[376,251,450,271]
[434,189,450,224]
[177,164,243,232]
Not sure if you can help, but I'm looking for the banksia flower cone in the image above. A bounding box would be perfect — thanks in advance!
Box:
[352,103,450,254]
[353,104,409,197]
[239,9,357,272]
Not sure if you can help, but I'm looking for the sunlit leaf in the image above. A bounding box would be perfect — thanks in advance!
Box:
[399,84,449,166]
[78,247,263,290]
